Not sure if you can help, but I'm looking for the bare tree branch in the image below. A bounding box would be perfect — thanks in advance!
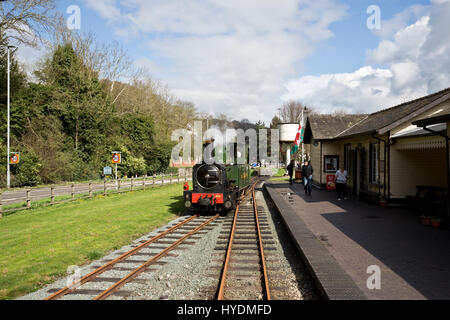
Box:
[278,100,311,123]
[0,0,58,47]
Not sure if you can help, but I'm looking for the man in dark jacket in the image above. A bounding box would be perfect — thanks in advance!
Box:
[301,161,308,193]
[301,161,313,195]
[287,160,295,185]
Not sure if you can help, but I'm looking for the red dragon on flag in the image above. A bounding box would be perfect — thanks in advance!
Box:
[291,109,305,155]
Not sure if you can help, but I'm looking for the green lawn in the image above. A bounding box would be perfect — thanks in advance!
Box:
[0,182,189,300]
[273,168,287,177]
[270,176,290,181]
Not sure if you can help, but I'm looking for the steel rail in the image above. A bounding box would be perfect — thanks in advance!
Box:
[217,203,240,300]
[252,186,271,300]
[217,182,257,300]
[45,214,199,300]
[94,214,220,300]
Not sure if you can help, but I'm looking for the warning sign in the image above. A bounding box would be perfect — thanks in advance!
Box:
[111,152,121,164]
[10,152,20,164]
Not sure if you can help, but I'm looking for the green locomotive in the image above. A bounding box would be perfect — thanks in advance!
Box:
[183,139,252,213]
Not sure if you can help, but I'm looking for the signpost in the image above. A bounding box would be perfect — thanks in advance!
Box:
[111,152,121,188]
[9,152,20,164]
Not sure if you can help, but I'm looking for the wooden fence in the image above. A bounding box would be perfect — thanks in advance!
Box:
[0,173,191,217]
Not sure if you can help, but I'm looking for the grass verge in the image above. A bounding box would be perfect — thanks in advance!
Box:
[273,168,287,177]
[0,182,189,300]
[270,177,291,182]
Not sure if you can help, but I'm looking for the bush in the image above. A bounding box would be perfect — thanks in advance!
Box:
[165,167,178,175]
[123,155,147,177]
[11,150,42,187]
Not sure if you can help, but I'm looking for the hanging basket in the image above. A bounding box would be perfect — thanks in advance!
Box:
[431,217,442,229]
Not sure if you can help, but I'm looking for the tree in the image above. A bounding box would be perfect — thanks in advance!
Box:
[40,44,113,154]
[278,100,308,123]
[0,10,206,185]
[0,0,57,46]
[270,116,280,129]
[0,33,27,145]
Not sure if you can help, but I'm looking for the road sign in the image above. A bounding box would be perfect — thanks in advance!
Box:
[103,166,112,175]
[111,152,121,164]
[10,152,20,164]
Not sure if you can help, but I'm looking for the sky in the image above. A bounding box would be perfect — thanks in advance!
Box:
[17,0,450,124]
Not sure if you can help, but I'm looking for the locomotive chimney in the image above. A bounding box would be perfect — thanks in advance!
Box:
[203,138,215,164]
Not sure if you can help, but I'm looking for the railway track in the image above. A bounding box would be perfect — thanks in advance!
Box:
[44,213,219,300]
[42,178,283,300]
[214,182,273,300]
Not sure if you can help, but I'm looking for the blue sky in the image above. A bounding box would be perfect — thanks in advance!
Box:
[40,0,450,122]
[57,0,428,74]
[303,0,430,75]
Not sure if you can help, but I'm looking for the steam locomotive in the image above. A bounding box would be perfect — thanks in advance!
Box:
[183,140,251,213]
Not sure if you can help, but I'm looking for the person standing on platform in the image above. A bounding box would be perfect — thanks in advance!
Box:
[287,160,295,185]
[301,160,308,193]
[335,166,348,200]
[302,161,313,195]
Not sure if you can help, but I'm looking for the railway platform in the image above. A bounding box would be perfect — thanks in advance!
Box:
[265,181,450,300]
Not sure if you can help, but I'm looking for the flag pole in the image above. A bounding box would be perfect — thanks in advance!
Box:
[301,107,305,163]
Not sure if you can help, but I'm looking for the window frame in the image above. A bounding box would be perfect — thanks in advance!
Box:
[323,155,339,173]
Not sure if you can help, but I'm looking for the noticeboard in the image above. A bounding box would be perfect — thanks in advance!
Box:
[103,166,112,175]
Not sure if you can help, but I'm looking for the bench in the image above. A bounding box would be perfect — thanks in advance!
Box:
[412,186,446,217]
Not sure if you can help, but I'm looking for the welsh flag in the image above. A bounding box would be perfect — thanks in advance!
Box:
[291,109,304,155]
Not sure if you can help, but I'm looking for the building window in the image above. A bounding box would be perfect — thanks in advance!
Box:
[369,143,379,183]
[324,155,339,173]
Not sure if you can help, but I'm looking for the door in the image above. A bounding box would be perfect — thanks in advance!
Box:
[347,149,358,194]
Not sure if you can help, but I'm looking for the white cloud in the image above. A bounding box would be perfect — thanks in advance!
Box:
[372,4,427,39]
[85,0,450,121]
[83,0,123,21]
[282,66,412,114]
[284,1,450,115]
[85,0,348,123]
[368,16,430,65]
[430,0,450,4]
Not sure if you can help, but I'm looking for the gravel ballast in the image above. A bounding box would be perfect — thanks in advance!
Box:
[18,182,319,300]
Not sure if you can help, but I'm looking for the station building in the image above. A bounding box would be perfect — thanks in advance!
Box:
[303,87,450,207]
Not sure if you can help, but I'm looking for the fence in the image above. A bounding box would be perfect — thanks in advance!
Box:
[0,173,192,217]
